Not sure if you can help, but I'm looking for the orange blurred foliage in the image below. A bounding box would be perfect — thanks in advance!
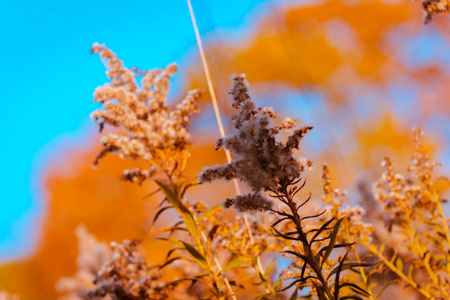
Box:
[186,0,448,117]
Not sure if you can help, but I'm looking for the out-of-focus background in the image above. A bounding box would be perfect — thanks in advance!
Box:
[0,0,448,299]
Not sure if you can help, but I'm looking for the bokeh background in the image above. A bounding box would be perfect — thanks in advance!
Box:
[0,0,449,299]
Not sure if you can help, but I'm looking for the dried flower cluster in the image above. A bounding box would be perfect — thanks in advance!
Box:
[421,0,449,23]
[214,214,285,257]
[200,74,312,213]
[90,43,202,183]
[320,165,373,246]
[87,239,173,300]
[365,128,450,299]
[57,226,112,300]
[224,193,274,214]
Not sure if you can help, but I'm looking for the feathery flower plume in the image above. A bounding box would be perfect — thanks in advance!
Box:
[56,226,112,300]
[421,0,449,23]
[87,240,174,300]
[90,43,202,183]
[224,193,273,213]
[199,74,312,211]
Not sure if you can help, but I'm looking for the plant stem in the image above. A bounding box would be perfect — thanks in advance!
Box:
[366,244,433,299]
[200,232,237,300]
[186,1,274,296]
[283,187,334,300]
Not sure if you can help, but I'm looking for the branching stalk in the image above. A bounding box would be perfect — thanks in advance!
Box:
[186,1,274,296]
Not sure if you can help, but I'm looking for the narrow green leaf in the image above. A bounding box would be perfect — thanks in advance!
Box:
[376,280,399,300]
[265,257,277,277]
[155,180,200,245]
[206,224,220,257]
[166,246,184,259]
[156,237,183,246]
[258,268,267,283]
[150,205,173,232]
[289,287,298,300]
[327,262,373,280]
[273,278,283,291]
[222,257,252,272]
[395,258,403,271]
[366,273,371,288]
[148,226,186,237]
[339,296,364,300]
[321,217,344,267]
[208,224,220,243]
[198,204,222,221]
[314,283,327,300]
[310,217,335,243]
[341,282,370,296]
[181,241,209,269]
[159,256,182,270]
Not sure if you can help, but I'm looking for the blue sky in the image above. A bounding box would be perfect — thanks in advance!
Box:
[0,0,286,261]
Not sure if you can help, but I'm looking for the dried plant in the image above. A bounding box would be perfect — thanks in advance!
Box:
[200,74,371,299]
[88,46,279,299]
[360,128,450,299]
[56,226,112,300]
[421,0,449,23]
[51,44,450,300]
[90,43,202,184]
[86,239,175,300]
[199,74,313,196]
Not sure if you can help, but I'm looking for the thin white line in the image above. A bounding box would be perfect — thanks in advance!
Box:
[186,0,242,195]
[186,2,272,295]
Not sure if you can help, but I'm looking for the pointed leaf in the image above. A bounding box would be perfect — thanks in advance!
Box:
[155,180,200,244]
[339,296,364,300]
[181,241,209,269]
[327,262,374,280]
[147,226,186,237]
[166,246,184,259]
[289,287,298,300]
[159,256,182,270]
[222,257,252,272]
[341,282,370,296]
[376,280,399,300]
[150,205,173,232]
[310,217,335,243]
[156,237,183,246]
[395,258,403,271]
[321,218,344,267]
[198,204,222,221]
[265,257,277,277]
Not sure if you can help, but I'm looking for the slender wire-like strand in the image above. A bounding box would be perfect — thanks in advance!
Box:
[186,0,247,237]
[186,0,272,295]
[186,0,234,173]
